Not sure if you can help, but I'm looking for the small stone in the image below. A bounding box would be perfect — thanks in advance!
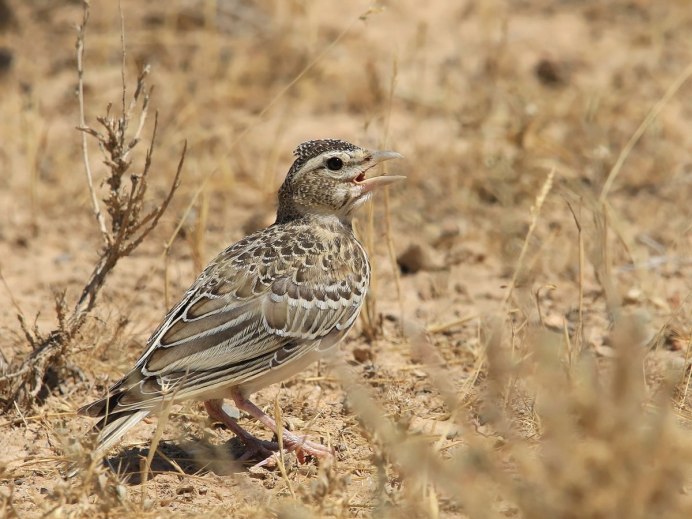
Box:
[624,288,642,304]
[534,57,569,87]
[398,243,444,274]
[411,369,427,379]
[0,48,12,75]
[352,347,373,363]
[220,402,240,420]
[398,243,427,274]
[176,484,195,495]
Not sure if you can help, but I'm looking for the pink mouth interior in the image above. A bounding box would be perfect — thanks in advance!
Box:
[355,172,366,183]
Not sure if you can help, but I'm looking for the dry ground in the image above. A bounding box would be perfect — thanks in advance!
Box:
[1,1,691,517]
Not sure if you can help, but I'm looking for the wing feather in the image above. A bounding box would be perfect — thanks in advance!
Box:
[85,224,369,417]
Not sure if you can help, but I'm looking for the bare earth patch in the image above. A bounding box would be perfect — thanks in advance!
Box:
[1,1,691,517]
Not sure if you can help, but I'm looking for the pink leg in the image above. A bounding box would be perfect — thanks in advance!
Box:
[204,399,279,462]
[229,389,334,462]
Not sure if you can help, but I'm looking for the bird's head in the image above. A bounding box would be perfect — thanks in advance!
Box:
[276,139,404,224]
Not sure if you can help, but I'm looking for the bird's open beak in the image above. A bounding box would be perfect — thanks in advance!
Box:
[356,150,405,193]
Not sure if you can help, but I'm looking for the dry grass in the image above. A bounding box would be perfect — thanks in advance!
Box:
[1,0,691,517]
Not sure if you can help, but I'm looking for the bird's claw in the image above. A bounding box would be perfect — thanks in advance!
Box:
[240,434,333,469]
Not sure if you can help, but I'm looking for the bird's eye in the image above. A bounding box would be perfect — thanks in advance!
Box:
[326,157,343,171]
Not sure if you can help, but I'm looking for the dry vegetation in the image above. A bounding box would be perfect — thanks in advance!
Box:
[1,1,691,517]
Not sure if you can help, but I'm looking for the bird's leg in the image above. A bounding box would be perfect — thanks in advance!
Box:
[229,389,333,463]
[204,399,279,462]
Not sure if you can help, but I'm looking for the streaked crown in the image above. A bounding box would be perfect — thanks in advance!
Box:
[276,139,404,224]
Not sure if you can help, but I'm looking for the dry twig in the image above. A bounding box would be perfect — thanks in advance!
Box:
[0,1,185,412]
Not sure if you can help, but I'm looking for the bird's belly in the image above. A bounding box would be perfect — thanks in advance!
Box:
[176,347,330,404]
[236,346,329,396]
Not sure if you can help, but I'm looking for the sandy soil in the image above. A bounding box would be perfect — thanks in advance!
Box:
[0,1,691,517]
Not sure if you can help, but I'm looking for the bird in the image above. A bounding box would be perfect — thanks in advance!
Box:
[78,138,404,466]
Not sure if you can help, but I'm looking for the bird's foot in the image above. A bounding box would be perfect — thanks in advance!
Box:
[281,432,334,464]
[235,437,280,464]
[239,431,334,469]
[206,397,333,469]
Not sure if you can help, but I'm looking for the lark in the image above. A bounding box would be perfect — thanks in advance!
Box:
[79,139,404,465]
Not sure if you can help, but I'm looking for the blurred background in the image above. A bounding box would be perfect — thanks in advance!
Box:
[0,1,691,517]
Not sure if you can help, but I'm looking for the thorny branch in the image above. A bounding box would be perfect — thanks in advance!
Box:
[0,1,185,412]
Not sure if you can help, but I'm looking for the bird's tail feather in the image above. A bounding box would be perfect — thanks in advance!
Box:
[94,409,151,455]
[75,370,152,454]
[66,409,150,478]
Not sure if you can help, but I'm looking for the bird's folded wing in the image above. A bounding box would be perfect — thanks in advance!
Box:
[91,239,368,413]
